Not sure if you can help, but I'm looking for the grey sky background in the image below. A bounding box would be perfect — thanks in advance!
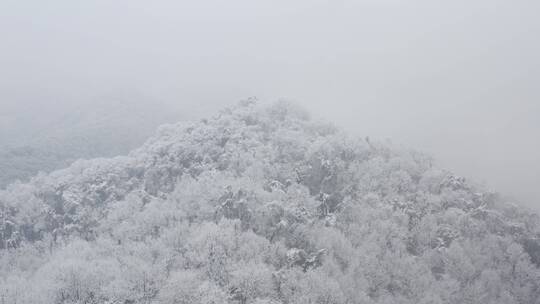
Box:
[1,0,539,208]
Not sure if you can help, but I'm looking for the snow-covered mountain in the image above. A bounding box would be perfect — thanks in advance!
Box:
[0,101,539,304]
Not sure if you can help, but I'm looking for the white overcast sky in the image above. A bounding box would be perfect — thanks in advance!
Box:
[0,0,539,208]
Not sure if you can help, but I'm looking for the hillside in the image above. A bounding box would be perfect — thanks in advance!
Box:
[0,101,539,304]
[0,98,184,188]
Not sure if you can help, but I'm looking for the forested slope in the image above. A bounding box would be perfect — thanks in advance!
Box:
[1,101,539,304]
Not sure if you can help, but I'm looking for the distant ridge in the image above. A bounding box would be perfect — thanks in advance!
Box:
[0,97,183,188]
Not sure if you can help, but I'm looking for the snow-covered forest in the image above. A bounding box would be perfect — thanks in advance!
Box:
[1,101,539,304]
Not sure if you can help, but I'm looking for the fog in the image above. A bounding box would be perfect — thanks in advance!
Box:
[1,0,539,208]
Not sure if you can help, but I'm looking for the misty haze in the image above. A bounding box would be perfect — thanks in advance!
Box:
[1,1,539,304]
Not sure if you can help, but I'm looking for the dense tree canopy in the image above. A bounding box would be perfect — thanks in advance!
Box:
[1,101,539,303]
